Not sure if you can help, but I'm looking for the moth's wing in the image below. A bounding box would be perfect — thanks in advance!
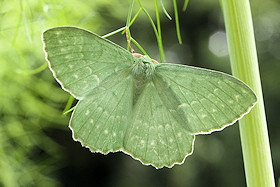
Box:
[124,81,195,169]
[70,71,133,153]
[155,63,257,134]
[42,26,133,99]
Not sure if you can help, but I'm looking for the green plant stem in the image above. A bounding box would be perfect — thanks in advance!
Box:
[221,1,275,186]
[173,0,182,44]
[102,27,126,38]
[159,0,172,20]
[137,0,165,62]
[131,37,148,55]
[154,0,164,62]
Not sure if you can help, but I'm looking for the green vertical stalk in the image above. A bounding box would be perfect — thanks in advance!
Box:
[221,1,275,186]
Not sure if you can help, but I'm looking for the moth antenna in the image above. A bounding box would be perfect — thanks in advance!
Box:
[132,53,144,58]
[151,59,159,64]
[125,27,135,53]
[132,53,159,64]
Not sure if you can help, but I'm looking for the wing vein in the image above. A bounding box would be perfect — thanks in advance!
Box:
[60,62,113,77]
[53,59,117,67]
[170,121,182,158]
[46,43,106,49]
[177,86,206,129]
[204,80,239,115]
[75,94,106,135]
[151,91,162,165]
[165,75,233,121]
[93,78,130,146]
[65,66,112,88]
[217,79,250,109]
[193,92,221,126]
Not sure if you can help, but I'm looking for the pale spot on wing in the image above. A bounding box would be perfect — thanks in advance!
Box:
[122,116,128,121]
[235,95,240,99]
[87,67,92,73]
[214,88,219,93]
[93,75,100,85]
[212,108,217,112]
[79,45,82,51]
[65,55,70,59]
[208,93,214,98]
[151,140,155,146]
[221,104,225,108]
[61,48,65,52]
[104,129,108,134]
[228,100,234,104]
[58,40,63,44]
[74,74,78,79]
[113,132,116,137]
[167,82,171,88]
[97,107,102,111]
[201,98,207,103]
[168,109,174,113]
[191,101,198,105]
[85,110,90,115]
[96,125,100,129]
[201,114,207,118]
[90,119,93,123]
[68,64,73,69]
[83,81,88,89]
[120,131,124,138]
[177,132,182,137]
[55,31,61,35]
[169,138,173,143]
[140,140,145,144]
[187,114,195,122]
[241,89,247,93]
[178,103,188,108]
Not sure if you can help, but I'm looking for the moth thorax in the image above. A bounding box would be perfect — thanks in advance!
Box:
[132,56,156,80]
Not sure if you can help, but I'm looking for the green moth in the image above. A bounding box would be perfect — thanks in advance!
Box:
[42,26,257,168]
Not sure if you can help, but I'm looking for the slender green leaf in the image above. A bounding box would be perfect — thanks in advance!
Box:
[154,0,165,62]
[137,0,165,62]
[16,62,48,75]
[63,96,75,115]
[102,27,126,38]
[173,0,182,44]
[183,0,189,11]
[131,37,148,55]
[160,0,172,20]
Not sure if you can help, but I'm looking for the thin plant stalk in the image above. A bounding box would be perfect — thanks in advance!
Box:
[221,0,275,186]
[173,0,182,44]
[154,0,165,62]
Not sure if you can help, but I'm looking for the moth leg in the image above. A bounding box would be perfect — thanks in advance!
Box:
[125,27,135,53]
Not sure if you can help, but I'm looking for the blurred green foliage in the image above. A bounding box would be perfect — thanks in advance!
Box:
[0,0,279,186]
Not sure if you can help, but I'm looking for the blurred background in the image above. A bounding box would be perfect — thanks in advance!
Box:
[0,0,279,186]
